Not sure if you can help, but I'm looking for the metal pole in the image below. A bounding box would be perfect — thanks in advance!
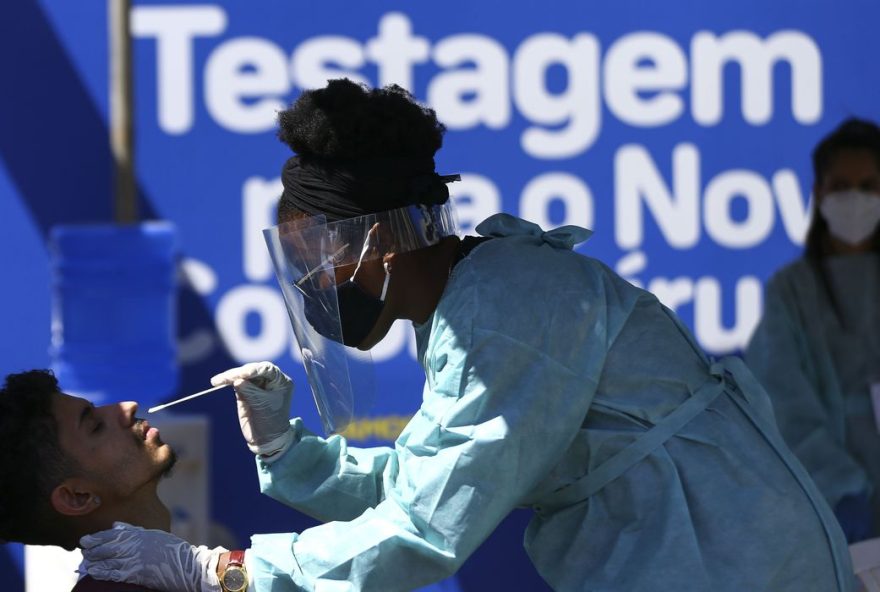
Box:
[109,0,137,224]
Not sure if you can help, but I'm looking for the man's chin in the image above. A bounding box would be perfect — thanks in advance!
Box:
[158,447,178,479]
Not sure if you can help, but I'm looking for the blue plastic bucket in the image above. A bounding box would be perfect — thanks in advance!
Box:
[49,222,178,407]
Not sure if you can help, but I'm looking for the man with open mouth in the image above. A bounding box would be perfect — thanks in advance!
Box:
[0,369,179,591]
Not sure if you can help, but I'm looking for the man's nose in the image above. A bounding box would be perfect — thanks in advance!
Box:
[118,401,139,425]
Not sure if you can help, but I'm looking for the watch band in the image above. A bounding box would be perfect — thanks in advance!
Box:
[228,550,245,568]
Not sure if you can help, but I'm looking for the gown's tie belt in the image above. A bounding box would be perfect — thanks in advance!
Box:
[532,360,732,516]
[531,356,852,592]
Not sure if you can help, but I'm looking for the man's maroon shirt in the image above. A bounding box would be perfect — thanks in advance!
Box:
[72,575,161,591]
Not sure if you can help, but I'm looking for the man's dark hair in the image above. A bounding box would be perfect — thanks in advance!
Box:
[0,370,77,546]
[805,117,880,259]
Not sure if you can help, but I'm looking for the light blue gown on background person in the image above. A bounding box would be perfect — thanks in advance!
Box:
[246,214,853,591]
[747,254,880,529]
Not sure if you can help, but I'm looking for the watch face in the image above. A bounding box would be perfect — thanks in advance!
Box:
[223,568,247,591]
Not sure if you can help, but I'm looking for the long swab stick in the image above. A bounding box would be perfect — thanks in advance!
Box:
[148,384,230,413]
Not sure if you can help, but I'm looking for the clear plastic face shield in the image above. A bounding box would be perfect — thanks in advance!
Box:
[263,202,459,434]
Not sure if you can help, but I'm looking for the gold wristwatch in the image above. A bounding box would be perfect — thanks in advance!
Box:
[219,550,248,592]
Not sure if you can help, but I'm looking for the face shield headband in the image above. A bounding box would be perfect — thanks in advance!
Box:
[280,155,459,221]
[263,201,459,435]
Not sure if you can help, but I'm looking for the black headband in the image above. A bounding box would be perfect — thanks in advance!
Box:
[280,155,459,221]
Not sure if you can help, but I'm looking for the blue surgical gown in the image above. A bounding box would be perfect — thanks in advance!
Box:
[247,214,853,591]
[747,254,880,526]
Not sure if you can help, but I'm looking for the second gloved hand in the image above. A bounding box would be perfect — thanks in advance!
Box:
[80,522,224,592]
[211,361,294,457]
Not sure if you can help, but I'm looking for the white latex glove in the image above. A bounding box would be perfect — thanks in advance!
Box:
[79,522,224,592]
[211,361,294,457]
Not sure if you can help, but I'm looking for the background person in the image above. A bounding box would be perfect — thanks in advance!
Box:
[747,118,880,543]
[81,80,854,592]
[0,369,183,591]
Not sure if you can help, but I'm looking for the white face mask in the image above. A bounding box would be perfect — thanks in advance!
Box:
[819,190,880,246]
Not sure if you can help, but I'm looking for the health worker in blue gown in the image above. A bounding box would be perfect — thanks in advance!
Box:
[747,118,880,545]
[79,80,855,592]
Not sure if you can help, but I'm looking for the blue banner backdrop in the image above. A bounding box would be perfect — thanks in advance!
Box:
[3,1,880,590]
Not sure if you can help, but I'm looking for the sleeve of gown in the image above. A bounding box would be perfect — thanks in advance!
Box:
[246,317,599,591]
[746,275,869,507]
[254,417,399,523]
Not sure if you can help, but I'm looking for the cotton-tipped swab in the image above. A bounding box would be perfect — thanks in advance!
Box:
[148,384,230,413]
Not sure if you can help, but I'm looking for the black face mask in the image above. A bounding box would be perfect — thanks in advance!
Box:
[300,274,387,348]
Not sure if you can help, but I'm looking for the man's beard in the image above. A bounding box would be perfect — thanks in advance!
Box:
[159,447,178,479]
[133,418,178,479]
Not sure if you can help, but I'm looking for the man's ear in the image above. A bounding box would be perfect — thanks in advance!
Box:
[50,479,102,517]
